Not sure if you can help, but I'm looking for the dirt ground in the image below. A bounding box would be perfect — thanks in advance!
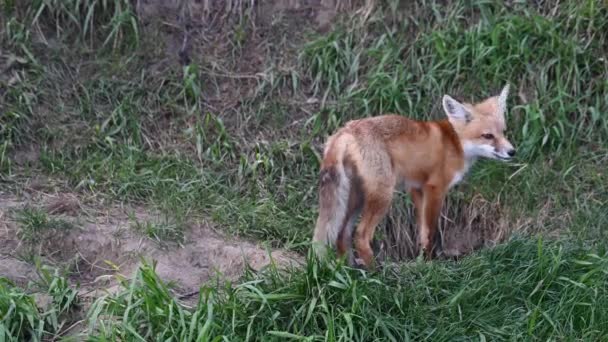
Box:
[0,183,302,299]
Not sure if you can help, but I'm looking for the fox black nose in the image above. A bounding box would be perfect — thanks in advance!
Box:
[507,149,516,157]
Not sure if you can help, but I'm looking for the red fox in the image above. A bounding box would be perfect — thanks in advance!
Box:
[312,84,516,268]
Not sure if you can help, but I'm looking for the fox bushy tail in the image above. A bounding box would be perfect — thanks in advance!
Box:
[312,146,351,259]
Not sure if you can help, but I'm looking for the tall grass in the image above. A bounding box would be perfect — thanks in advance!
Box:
[83,238,608,340]
[0,266,79,341]
[1,0,140,174]
[300,0,608,158]
[4,238,605,340]
[31,0,139,49]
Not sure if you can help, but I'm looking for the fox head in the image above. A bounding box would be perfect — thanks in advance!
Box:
[442,84,516,162]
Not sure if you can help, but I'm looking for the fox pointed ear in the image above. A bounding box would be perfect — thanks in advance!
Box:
[497,83,510,115]
[442,95,472,123]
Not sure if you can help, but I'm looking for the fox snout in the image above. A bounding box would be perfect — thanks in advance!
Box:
[495,138,516,160]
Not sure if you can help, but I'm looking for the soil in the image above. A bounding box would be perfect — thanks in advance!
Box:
[0,188,302,297]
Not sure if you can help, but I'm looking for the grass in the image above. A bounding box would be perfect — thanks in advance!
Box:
[3,237,607,340]
[130,212,186,246]
[1,0,607,340]
[16,208,74,243]
[0,277,45,341]
[0,265,79,341]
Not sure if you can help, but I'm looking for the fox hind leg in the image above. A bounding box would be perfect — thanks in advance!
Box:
[336,169,364,266]
[336,214,357,265]
[353,191,393,269]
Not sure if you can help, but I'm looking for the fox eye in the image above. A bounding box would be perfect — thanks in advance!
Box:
[481,133,495,140]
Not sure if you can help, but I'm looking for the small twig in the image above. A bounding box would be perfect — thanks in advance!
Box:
[54,319,85,341]
[178,290,200,300]
[75,250,116,273]
[202,70,263,79]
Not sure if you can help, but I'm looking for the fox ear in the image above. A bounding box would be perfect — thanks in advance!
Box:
[442,95,472,123]
[497,83,510,115]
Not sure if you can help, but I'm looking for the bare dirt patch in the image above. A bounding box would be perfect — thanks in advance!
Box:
[0,189,302,296]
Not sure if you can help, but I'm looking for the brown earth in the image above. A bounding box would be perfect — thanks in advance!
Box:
[0,187,302,298]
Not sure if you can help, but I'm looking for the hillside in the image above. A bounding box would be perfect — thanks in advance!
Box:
[1,0,607,340]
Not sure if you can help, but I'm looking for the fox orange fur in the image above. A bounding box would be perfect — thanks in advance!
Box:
[312,84,516,268]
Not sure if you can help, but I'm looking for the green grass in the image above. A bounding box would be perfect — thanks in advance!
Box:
[0,265,79,341]
[3,237,607,340]
[130,212,186,246]
[16,208,74,243]
[1,0,607,340]
[0,278,45,341]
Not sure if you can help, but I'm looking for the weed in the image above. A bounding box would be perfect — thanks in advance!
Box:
[34,264,80,336]
[0,277,44,341]
[300,29,362,101]
[0,266,79,341]
[31,0,139,51]
[16,208,74,243]
[130,213,185,246]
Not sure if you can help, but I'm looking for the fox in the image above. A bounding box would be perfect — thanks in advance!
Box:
[312,84,516,268]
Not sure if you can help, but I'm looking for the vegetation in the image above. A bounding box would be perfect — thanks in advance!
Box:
[15,208,74,243]
[1,266,78,341]
[87,241,608,341]
[1,0,606,340]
